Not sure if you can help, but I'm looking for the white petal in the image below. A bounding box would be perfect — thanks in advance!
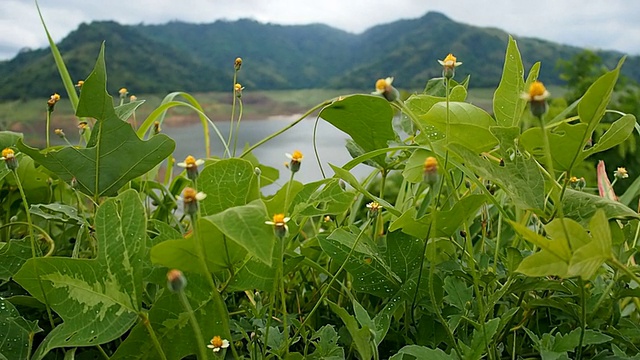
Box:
[285,153,293,159]
[283,217,291,223]
[385,77,394,85]
[222,340,230,348]
[177,162,187,168]
[265,221,275,225]
[207,345,215,349]
[195,192,207,201]
[195,159,205,166]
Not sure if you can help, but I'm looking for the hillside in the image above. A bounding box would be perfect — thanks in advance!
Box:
[0,12,638,100]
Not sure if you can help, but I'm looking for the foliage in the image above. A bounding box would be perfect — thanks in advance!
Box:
[2,19,640,360]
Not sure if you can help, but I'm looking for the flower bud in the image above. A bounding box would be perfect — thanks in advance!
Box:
[167,269,187,292]
[1,148,18,171]
[423,156,439,186]
[286,150,303,173]
[373,77,399,102]
[234,57,243,71]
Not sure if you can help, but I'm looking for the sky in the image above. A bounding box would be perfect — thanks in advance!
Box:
[1,0,639,61]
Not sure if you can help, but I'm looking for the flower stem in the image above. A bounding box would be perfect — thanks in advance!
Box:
[232,97,244,157]
[226,70,239,158]
[12,169,56,329]
[139,312,168,360]
[178,290,209,360]
[46,110,51,148]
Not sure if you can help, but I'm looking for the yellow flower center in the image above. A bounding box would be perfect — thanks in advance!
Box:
[528,81,547,98]
[166,269,183,282]
[183,187,197,202]
[2,148,15,159]
[184,155,197,168]
[367,202,381,211]
[211,336,223,348]
[291,150,303,162]
[375,79,388,92]
[569,176,578,183]
[272,213,286,225]
[52,93,60,101]
[119,88,128,94]
[76,80,84,87]
[235,57,243,67]
[424,156,438,172]
[235,83,243,91]
[130,95,137,101]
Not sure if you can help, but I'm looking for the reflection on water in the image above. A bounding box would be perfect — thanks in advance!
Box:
[163,117,371,188]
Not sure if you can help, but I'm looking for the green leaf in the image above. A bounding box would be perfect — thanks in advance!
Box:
[443,276,473,310]
[327,300,373,360]
[291,179,353,217]
[330,164,400,217]
[319,228,401,297]
[415,102,498,153]
[585,114,636,156]
[568,210,612,279]
[402,148,434,184]
[563,188,639,226]
[320,95,396,167]
[0,239,31,281]
[448,143,545,210]
[382,231,424,282]
[29,204,82,225]
[14,189,146,359]
[493,35,528,127]
[198,158,258,216]
[389,345,454,360]
[110,275,226,360]
[467,318,500,360]
[579,58,624,137]
[389,195,486,239]
[308,325,344,360]
[203,199,275,266]
[0,298,42,360]
[17,45,175,198]
[516,249,569,278]
[553,328,612,353]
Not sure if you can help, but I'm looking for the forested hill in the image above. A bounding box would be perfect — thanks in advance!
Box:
[1,11,638,100]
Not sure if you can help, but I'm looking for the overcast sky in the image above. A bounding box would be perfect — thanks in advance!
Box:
[1,0,638,61]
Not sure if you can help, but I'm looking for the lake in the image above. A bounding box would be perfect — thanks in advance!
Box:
[162,115,372,189]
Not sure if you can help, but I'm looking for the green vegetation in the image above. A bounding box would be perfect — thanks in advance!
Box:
[3,10,640,360]
[2,12,640,100]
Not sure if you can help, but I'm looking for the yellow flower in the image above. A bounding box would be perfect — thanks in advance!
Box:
[366,201,382,217]
[1,148,17,170]
[129,95,137,102]
[1,148,15,160]
[47,93,61,109]
[522,81,550,102]
[438,53,462,68]
[286,150,303,173]
[374,77,394,95]
[265,213,290,238]
[75,80,84,88]
[119,88,128,95]
[423,156,439,185]
[207,336,230,353]
[177,155,204,169]
[54,128,65,138]
[235,57,243,70]
[181,187,206,215]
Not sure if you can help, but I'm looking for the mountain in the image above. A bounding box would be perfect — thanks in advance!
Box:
[0,12,638,100]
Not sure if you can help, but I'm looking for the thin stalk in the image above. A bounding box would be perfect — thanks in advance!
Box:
[140,312,168,360]
[232,97,244,157]
[279,236,289,356]
[239,100,334,158]
[13,170,56,329]
[283,171,295,214]
[610,257,640,288]
[312,116,326,179]
[291,219,372,342]
[178,290,208,360]
[576,278,587,360]
[46,110,51,148]
[95,345,109,360]
[0,222,55,257]
[226,70,239,158]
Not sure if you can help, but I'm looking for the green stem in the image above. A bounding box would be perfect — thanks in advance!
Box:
[576,278,587,360]
[239,100,334,158]
[279,236,289,356]
[140,312,168,360]
[178,290,209,360]
[13,170,56,330]
[227,70,238,158]
[232,97,244,157]
[291,219,372,341]
[46,110,51,148]
[610,257,640,288]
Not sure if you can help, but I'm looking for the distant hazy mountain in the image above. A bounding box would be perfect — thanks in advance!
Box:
[0,12,637,100]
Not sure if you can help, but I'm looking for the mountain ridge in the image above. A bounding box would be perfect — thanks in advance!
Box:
[0,11,637,100]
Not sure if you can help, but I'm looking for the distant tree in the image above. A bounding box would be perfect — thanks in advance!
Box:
[557,50,608,103]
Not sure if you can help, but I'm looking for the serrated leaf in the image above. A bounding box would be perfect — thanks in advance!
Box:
[0,298,42,360]
[467,318,500,360]
[320,95,396,167]
[0,239,32,281]
[17,44,175,198]
[562,188,639,226]
[327,300,373,360]
[443,276,473,310]
[14,189,146,359]
[308,325,344,360]
[319,228,400,297]
[448,143,545,210]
